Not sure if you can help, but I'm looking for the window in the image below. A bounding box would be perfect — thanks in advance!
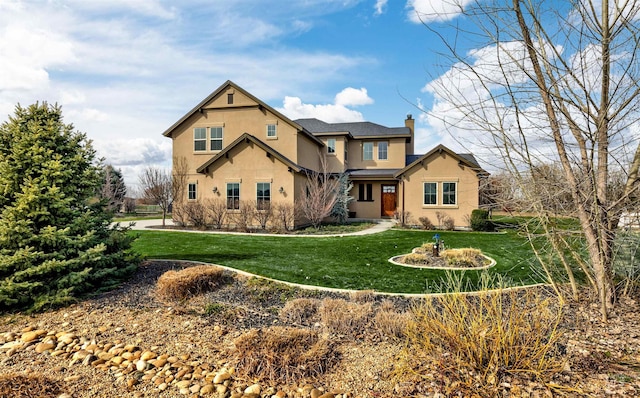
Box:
[210,127,223,151]
[423,182,437,205]
[358,183,373,201]
[327,138,336,154]
[443,182,457,205]
[378,141,388,160]
[256,182,271,210]
[188,183,197,200]
[194,128,207,151]
[363,142,373,160]
[227,183,240,210]
[227,93,234,104]
[267,124,277,138]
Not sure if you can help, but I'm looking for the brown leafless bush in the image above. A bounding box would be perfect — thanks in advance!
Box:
[229,200,255,232]
[156,265,225,300]
[182,200,208,228]
[319,298,374,339]
[418,216,435,230]
[349,289,375,303]
[251,199,273,230]
[278,298,320,324]
[373,308,412,340]
[273,202,296,232]
[0,374,65,398]
[231,327,338,383]
[205,197,227,229]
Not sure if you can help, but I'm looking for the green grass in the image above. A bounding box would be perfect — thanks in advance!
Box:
[131,230,543,294]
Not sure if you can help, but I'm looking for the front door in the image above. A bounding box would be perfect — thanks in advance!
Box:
[381,185,397,217]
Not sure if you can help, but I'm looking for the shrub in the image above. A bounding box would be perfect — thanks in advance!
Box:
[441,248,485,267]
[402,252,428,265]
[442,215,455,230]
[320,298,374,338]
[470,209,494,232]
[418,216,434,230]
[394,210,413,226]
[372,306,412,340]
[252,199,273,230]
[279,298,320,324]
[205,198,227,229]
[349,289,376,303]
[398,287,564,396]
[0,374,65,398]
[229,200,255,232]
[231,327,338,383]
[273,202,296,232]
[156,265,225,300]
[182,200,208,228]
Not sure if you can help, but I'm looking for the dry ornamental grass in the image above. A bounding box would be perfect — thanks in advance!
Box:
[155,265,225,300]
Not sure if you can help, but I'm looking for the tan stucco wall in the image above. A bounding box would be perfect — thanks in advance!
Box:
[320,136,348,173]
[189,140,296,207]
[399,152,480,227]
[169,86,319,175]
[349,181,383,219]
[347,137,407,169]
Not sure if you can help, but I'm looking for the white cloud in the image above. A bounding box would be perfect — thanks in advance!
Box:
[278,96,368,123]
[335,87,374,106]
[374,0,388,15]
[406,0,474,23]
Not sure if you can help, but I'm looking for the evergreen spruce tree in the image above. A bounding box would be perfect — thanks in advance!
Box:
[100,164,127,212]
[0,103,140,312]
[330,173,354,224]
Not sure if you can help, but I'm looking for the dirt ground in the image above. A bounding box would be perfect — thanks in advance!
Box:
[1,260,639,397]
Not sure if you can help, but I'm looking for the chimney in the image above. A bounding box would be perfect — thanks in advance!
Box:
[405,114,415,155]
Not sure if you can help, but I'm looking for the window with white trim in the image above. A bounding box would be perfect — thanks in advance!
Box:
[227,183,240,210]
[327,138,336,154]
[194,128,207,151]
[443,182,457,205]
[363,142,373,160]
[423,182,437,205]
[188,183,197,200]
[210,127,223,150]
[256,182,271,210]
[378,141,388,160]
[267,124,277,138]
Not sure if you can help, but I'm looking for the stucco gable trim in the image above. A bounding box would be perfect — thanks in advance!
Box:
[394,144,487,178]
[195,133,302,174]
[162,80,324,147]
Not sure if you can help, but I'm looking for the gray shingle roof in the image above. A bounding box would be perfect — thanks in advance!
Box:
[295,118,410,138]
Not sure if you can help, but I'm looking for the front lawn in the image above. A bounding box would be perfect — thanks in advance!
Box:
[132,230,543,294]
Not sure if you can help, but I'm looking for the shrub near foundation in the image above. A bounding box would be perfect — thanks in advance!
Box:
[156,265,224,300]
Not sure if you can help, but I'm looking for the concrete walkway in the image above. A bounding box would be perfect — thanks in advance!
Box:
[118,218,396,237]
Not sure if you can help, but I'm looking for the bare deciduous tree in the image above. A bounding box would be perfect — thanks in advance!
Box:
[419,0,640,320]
[138,166,172,226]
[297,154,339,229]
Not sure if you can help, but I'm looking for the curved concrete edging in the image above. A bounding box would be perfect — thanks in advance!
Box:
[388,253,496,270]
[122,219,395,237]
[148,258,548,299]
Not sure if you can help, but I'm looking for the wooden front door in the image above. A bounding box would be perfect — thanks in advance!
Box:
[381,185,397,217]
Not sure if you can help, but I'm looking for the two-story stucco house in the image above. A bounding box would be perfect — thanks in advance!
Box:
[163,80,487,228]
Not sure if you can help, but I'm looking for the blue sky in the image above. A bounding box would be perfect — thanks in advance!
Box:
[0,0,481,188]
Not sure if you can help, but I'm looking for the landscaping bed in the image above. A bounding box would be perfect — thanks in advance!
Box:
[1,261,640,397]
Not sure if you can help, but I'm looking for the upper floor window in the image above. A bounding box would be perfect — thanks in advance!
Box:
[227,93,234,104]
[256,182,271,210]
[227,183,240,210]
[267,124,277,138]
[194,128,207,151]
[363,142,373,160]
[378,141,388,160]
[443,182,457,205]
[210,127,223,151]
[327,138,336,154]
[423,182,437,205]
[188,183,197,200]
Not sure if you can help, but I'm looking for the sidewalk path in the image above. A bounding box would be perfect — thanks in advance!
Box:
[116,218,396,237]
